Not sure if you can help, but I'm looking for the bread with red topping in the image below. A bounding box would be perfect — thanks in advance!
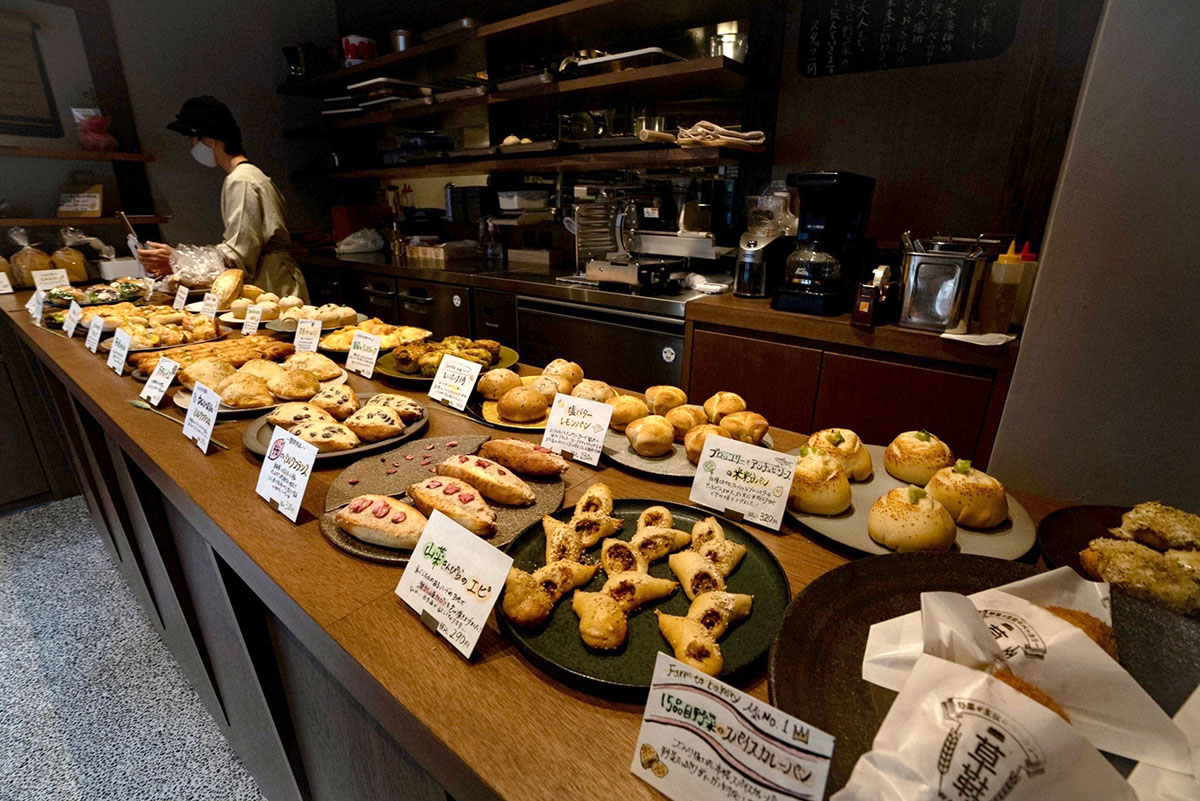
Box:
[435,454,535,506]
[478,438,568,476]
[335,495,427,549]
[407,477,497,536]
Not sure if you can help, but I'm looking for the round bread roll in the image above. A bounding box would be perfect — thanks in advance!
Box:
[256,301,280,321]
[645,385,687,416]
[344,405,405,443]
[867,486,957,552]
[703,391,746,424]
[241,284,264,301]
[684,424,729,464]
[497,386,548,422]
[257,292,280,305]
[279,295,304,311]
[337,306,359,326]
[529,374,573,404]
[607,394,649,432]
[884,430,955,485]
[665,404,708,441]
[477,368,522,400]
[572,379,616,402]
[267,369,321,401]
[925,460,1009,528]
[788,447,852,515]
[237,358,284,383]
[230,298,251,319]
[542,358,584,387]
[180,357,235,391]
[719,411,769,445]
[626,415,675,458]
[807,428,872,481]
[216,373,273,409]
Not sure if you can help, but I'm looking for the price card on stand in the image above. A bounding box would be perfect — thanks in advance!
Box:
[24,289,44,318]
[181,381,219,453]
[294,318,321,352]
[427,354,482,411]
[688,437,797,530]
[631,653,834,801]
[106,328,131,375]
[241,304,262,336]
[85,315,104,352]
[138,357,179,406]
[254,426,317,522]
[200,292,219,320]
[540,393,613,466]
[0,272,13,294]
[394,510,513,658]
[345,331,381,378]
[173,285,188,311]
[31,269,69,292]
[62,300,83,337]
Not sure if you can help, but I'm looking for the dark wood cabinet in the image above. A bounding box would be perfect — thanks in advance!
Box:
[394,278,472,335]
[301,262,350,306]
[472,289,518,347]
[351,273,400,323]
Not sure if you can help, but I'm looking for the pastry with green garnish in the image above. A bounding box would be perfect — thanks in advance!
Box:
[884,430,956,484]
[805,428,873,481]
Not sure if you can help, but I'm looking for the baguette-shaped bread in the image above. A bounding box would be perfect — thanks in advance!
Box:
[600,571,678,614]
[669,551,726,601]
[686,591,753,639]
[570,511,623,548]
[544,515,582,564]
[631,527,693,564]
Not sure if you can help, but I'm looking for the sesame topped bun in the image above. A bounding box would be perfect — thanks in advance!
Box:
[787,446,852,516]
[884,430,955,484]
[925,460,1009,528]
[807,428,872,481]
[867,486,956,552]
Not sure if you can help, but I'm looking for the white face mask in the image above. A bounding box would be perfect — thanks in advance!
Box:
[191,140,216,168]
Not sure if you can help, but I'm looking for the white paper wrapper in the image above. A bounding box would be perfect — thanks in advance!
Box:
[832,653,1138,801]
[862,568,1196,775]
[1129,685,1200,801]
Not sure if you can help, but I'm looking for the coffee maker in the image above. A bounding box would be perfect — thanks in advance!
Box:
[772,171,875,315]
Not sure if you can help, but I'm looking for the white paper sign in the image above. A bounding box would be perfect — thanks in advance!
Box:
[138,357,179,407]
[62,300,83,337]
[294,318,321,352]
[241,304,262,336]
[541,393,613,466]
[85,315,104,352]
[181,381,219,453]
[427,354,483,411]
[106,328,131,375]
[254,426,317,522]
[394,510,513,658]
[173,285,188,311]
[0,273,13,294]
[688,438,797,530]
[632,653,834,801]
[24,289,44,318]
[200,292,219,320]
[32,268,69,291]
[345,331,381,378]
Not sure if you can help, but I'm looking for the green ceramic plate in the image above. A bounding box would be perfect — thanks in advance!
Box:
[374,345,519,383]
[499,498,791,699]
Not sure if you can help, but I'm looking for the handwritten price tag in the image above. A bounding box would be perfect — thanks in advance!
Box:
[255,426,317,521]
[24,289,44,319]
[294,318,321,352]
[32,268,69,291]
[85,315,104,352]
[632,653,834,801]
[62,300,83,337]
[541,393,613,466]
[200,292,219,320]
[0,272,12,294]
[427,354,483,411]
[688,438,797,530]
[139,356,179,406]
[173,285,188,310]
[181,381,219,453]
[106,328,132,375]
[241,304,262,336]
[345,331,381,378]
[394,510,513,658]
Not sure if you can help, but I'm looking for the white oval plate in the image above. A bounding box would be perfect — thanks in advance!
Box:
[171,369,348,416]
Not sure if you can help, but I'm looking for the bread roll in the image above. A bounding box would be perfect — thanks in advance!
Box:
[230,298,251,319]
[241,284,264,301]
[497,386,548,422]
[703,391,746,424]
[542,358,584,387]
[266,402,333,430]
[180,357,235,390]
[217,373,273,408]
[257,301,280,321]
[788,447,852,515]
[258,292,280,304]
[572,379,616,402]
[884,430,955,484]
[925,460,1008,528]
[807,428,872,481]
[209,268,244,309]
[645,385,687,416]
[665,404,708,441]
[267,368,320,401]
[867,486,956,552]
[477,368,522,400]
[237,358,284,382]
[279,295,304,310]
[684,424,728,465]
[529,374,572,404]
[607,395,649,432]
[283,351,341,381]
[626,415,674,457]
[718,411,769,445]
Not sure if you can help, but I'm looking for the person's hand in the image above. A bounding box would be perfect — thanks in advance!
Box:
[136,241,174,276]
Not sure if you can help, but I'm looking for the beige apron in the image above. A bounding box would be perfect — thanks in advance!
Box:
[217,161,309,302]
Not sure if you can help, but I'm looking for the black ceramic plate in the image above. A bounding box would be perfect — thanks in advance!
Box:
[241,400,429,461]
[767,553,1200,796]
[374,346,519,384]
[499,499,791,699]
[1037,504,1128,574]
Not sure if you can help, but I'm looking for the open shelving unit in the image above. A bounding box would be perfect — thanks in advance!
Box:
[488,56,745,107]
[0,147,154,162]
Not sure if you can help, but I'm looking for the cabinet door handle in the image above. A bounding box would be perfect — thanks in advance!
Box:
[395,292,433,305]
[363,288,396,301]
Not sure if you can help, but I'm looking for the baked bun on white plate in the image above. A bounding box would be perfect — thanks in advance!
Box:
[884,429,955,484]
[925,459,1009,528]
[867,486,956,552]
[806,428,872,481]
[787,446,852,516]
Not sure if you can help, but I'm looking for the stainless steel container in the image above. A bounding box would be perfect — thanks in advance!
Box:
[898,233,1005,332]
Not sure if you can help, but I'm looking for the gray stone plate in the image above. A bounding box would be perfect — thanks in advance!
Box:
[602,429,774,480]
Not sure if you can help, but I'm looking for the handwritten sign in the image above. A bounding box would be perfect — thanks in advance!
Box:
[0,273,12,294]
[632,653,834,801]
[254,426,317,522]
[689,438,797,530]
[62,300,83,337]
[138,356,179,406]
[24,289,44,318]
[345,331,381,378]
[241,304,262,336]
[31,268,69,291]
[427,354,483,411]
[173,285,188,311]
[394,510,513,658]
[294,318,321,352]
[541,393,613,466]
[106,328,131,375]
[181,381,219,453]
[200,292,218,320]
[85,315,104,352]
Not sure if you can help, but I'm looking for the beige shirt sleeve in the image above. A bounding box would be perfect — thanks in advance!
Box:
[216,171,266,276]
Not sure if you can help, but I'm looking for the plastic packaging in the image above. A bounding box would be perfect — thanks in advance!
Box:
[61,227,116,260]
[6,227,52,287]
[335,228,384,254]
[168,244,227,289]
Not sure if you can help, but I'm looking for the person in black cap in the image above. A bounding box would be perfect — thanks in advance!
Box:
[137,95,308,300]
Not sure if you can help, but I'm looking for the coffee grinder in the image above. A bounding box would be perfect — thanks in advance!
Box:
[732,193,793,297]
[772,171,876,315]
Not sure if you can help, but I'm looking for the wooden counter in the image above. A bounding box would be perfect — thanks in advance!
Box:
[0,294,1058,801]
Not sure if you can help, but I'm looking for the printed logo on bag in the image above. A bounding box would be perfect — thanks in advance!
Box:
[979,609,1047,660]
[937,699,1046,801]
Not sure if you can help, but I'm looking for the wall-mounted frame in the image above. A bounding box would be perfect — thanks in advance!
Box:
[0,10,64,137]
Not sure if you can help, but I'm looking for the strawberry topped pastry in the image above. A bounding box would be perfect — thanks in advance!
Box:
[407,478,497,537]
[335,495,427,550]
[435,455,536,506]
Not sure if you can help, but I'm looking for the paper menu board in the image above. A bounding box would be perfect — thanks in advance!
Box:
[540,393,613,466]
[427,354,483,411]
[294,319,321,352]
[688,438,797,530]
[241,305,262,336]
[138,357,179,407]
[345,331,381,378]
[62,300,83,336]
[181,381,219,453]
[173,285,188,310]
[254,426,317,522]
[0,273,12,294]
[106,328,131,374]
[31,268,69,291]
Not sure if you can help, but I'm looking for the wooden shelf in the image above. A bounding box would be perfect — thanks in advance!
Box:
[478,0,756,46]
[330,145,751,180]
[0,215,168,227]
[0,146,153,162]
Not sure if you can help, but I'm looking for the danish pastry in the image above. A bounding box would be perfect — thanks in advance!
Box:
[669,550,726,601]
[478,438,568,476]
[336,495,427,550]
[343,405,406,443]
[266,402,334,430]
[407,477,497,537]
[436,454,535,506]
[807,428,873,481]
[309,385,360,421]
[885,430,955,484]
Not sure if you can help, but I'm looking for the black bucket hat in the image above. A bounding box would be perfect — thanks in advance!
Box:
[166,95,241,143]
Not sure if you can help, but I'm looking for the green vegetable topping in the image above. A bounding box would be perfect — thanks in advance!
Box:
[915,429,932,442]
[954,459,973,475]
[908,486,927,504]
[799,445,812,457]
[827,430,845,447]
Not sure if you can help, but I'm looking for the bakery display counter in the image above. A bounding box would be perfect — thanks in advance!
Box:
[0,293,1061,801]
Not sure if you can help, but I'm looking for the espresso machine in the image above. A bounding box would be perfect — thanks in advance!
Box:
[772,171,876,315]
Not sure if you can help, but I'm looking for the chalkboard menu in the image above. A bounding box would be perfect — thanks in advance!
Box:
[798,0,1022,77]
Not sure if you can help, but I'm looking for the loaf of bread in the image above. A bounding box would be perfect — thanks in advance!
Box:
[478,438,568,476]
[209,268,244,309]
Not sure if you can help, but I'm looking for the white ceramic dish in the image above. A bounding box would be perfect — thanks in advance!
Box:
[171,369,348,416]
